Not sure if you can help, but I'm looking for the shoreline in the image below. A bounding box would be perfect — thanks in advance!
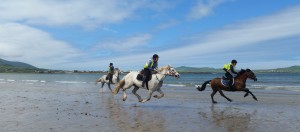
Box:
[0,83,299,131]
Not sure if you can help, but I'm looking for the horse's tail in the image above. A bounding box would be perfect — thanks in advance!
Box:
[113,79,125,94]
[196,80,211,91]
[95,78,102,85]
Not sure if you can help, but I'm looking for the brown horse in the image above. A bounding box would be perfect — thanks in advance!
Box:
[196,69,258,103]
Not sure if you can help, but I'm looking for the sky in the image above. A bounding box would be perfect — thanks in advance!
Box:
[0,0,300,71]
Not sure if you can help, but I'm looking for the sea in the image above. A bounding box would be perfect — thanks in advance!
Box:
[0,72,299,92]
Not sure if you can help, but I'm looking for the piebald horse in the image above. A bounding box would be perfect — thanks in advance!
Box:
[196,69,258,103]
[113,65,180,103]
[95,68,121,93]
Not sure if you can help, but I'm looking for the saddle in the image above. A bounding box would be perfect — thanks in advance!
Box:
[136,69,152,81]
[221,76,234,87]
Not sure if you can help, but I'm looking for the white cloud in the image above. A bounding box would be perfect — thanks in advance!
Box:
[95,34,152,51]
[0,0,141,29]
[81,5,300,70]
[187,0,229,20]
[0,23,82,69]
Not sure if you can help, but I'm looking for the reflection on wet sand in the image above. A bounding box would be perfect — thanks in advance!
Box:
[104,95,167,132]
[210,104,257,131]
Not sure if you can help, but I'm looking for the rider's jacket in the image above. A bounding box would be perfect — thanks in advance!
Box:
[144,59,158,71]
[223,63,237,74]
[108,66,114,74]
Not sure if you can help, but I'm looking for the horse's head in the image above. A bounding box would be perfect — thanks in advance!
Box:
[114,68,122,75]
[158,65,180,79]
[238,69,257,81]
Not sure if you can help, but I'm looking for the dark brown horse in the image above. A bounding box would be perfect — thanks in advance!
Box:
[197,69,258,103]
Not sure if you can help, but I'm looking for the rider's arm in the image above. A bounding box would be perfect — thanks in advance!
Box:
[230,65,238,74]
[147,60,152,69]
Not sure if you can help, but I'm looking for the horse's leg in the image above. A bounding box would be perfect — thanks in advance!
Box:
[244,92,249,97]
[122,88,127,101]
[243,88,258,101]
[107,83,113,93]
[153,88,164,99]
[132,86,142,102]
[101,82,105,88]
[142,90,154,103]
[211,90,218,103]
[218,90,232,102]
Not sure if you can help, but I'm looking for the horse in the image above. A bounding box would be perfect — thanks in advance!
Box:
[95,68,121,93]
[112,65,180,103]
[196,69,258,103]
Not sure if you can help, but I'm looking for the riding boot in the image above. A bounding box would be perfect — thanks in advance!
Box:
[228,80,234,91]
[141,75,146,87]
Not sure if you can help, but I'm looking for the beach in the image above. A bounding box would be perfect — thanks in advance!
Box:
[0,82,299,132]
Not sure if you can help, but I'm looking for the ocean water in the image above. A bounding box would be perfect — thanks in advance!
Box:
[0,72,299,91]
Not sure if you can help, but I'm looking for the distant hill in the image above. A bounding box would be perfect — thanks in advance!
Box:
[0,58,43,73]
[176,66,223,73]
[256,66,300,73]
[176,66,300,73]
[0,58,37,68]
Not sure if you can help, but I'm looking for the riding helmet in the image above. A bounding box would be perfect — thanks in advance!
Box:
[153,54,159,59]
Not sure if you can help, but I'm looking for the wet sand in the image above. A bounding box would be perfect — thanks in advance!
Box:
[0,83,299,132]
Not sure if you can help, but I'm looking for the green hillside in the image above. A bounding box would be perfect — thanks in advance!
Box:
[176,66,300,73]
[176,66,223,73]
[0,58,44,73]
[0,58,36,68]
[256,66,300,73]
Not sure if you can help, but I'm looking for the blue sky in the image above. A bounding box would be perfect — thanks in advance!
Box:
[0,0,300,71]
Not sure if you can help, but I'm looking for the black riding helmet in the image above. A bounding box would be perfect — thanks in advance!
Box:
[109,63,113,66]
[231,60,237,64]
[153,54,159,59]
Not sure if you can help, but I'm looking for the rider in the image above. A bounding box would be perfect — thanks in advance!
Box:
[142,54,159,90]
[107,63,114,84]
[223,60,238,91]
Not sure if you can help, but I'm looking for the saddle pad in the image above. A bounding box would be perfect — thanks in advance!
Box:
[221,78,234,87]
[136,74,144,81]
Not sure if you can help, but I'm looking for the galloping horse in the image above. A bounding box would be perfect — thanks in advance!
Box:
[95,68,121,93]
[113,65,180,103]
[196,69,258,103]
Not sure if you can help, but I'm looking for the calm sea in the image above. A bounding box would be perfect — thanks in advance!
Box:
[0,72,299,91]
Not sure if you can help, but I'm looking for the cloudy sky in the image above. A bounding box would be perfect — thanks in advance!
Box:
[0,0,299,70]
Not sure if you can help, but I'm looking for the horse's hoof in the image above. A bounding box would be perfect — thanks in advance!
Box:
[213,101,217,104]
[228,99,232,102]
[153,95,158,98]
[254,97,258,101]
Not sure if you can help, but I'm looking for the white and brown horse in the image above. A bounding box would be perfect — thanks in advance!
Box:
[113,65,180,103]
[95,68,121,93]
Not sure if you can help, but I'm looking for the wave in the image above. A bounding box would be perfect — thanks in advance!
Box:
[250,84,300,91]
[164,84,186,87]
[55,81,87,84]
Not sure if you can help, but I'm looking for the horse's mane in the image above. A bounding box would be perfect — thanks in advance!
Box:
[158,65,171,72]
[237,69,252,77]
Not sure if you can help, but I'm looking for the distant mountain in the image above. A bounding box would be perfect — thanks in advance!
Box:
[0,58,43,73]
[176,66,223,73]
[176,66,300,73]
[256,66,300,73]
[0,58,37,68]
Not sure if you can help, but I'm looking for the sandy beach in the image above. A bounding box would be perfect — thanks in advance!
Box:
[0,83,300,132]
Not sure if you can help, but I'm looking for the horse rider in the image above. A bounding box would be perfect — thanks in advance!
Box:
[142,54,159,89]
[223,60,238,91]
[107,63,114,84]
